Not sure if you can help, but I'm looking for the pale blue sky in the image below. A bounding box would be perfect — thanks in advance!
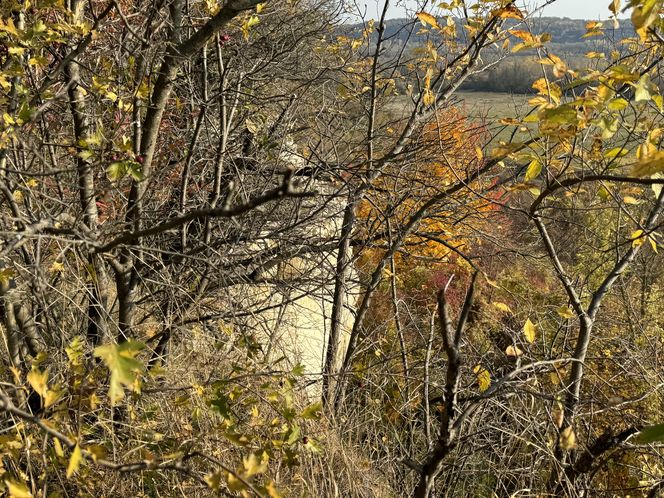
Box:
[358,0,613,20]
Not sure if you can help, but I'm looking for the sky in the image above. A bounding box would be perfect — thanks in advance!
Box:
[358,0,613,20]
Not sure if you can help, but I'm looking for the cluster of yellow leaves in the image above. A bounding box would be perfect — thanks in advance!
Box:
[473,365,491,392]
[509,29,551,53]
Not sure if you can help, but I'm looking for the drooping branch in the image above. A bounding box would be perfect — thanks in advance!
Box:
[97,175,315,254]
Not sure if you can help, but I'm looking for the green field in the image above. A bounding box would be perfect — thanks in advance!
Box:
[386,90,531,122]
[382,91,534,145]
[455,91,531,119]
[454,91,534,144]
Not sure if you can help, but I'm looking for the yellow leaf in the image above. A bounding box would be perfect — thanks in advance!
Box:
[632,2,659,31]
[559,426,577,450]
[5,479,32,498]
[524,159,542,182]
[87,444,106,462]
[265,481,283,498]
[474,145,483,161]
[623,195,640,205]
[226,472,247,492]
[492,301,512,314]
[492,5,524,19]
[9,367,21,384]
[509,29,535,43]
[473,365,491,392]
[484,275,500,288]
[549,371,561,386]
[609,0,620,17]
[0,18,20,36]
[416,12,439,29]
[631,229,645,248]
[654,94,663,111]
[557,306,575,319]
[523,318,536,343]
[243,452,268,477]
[93,341,145,405]
[631,150,664,177]
[241,14,260,40]
[505,345,523,357]
[27,367,48,399]
[53,437,64,458]
[49,261,65,273]
[423,88,435,107]
[205,471,222,491]
[649,235,659,253]
[553,408,564,428]
[66,444,83,478]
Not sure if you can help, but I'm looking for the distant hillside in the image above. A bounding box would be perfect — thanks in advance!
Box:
[345,17,633,56]
[342,17,635,93]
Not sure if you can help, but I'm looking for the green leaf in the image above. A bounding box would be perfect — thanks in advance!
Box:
[303,437,323,453]
[300,401,322,420]
[607,98,628,111]
[634,74,653,102]
[106,161,126,181]
[597,186,611,200]
[636,423,664,443]
[78,149,94,161]
[210,392,232,419]
[127,162,144,182]
[291,364,305,376]
[284,424,301,445]
[539,105,578,125]
[93,341,145,405]
[597,116,619,139]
